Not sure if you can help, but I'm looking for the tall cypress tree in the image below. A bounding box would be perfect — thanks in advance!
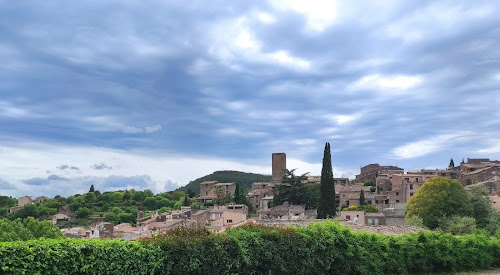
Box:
[317,142,336,218]
[234,183,241,204]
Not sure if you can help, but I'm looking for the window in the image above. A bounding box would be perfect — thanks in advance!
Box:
[211,214,215,220]
[409,184,413,190]
[410,193,414,197]
[380,188,383,191]
[219,213,223,218]
[368,219,373,225]
[227,219,233,224]
[396,192,399,196]
[367,200,372,204]
[375,200,378,204]
[396,200,400,203]
[346,215,351,220]
[415,178,419,182]
[405,178,409,183]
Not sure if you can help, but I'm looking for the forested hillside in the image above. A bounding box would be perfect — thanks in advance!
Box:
[176,170,271,195]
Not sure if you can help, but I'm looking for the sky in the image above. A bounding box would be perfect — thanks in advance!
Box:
[1,0,500,198]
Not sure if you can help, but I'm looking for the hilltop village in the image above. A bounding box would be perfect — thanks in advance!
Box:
[4,153,500,239]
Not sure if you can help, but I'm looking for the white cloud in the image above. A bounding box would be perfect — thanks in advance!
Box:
[0,142,274,197]
[350,74,422,91]
[392,133,473,159]
[208,17,312,70]
[270,0,337,32]
[256,12,276,24]
[268,50,311,69]
[82,116,161,134]
[145,125,162,133]
[327,113,362,125]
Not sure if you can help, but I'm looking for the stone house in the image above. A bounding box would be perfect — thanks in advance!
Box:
[197,181,236,204]
[247,182,275,210]
[86,222,114,239]
[340,210,365,225]
[9,195,33,214]
[257,202,306,220]
[355,164,404,184]
[338,185,372,207]
[193,204,248,232]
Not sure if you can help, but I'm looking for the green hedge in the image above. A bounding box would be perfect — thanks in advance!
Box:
[2,221,500,274]
[0,239,163,274]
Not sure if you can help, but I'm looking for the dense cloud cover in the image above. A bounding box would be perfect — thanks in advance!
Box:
[0,0,499,197]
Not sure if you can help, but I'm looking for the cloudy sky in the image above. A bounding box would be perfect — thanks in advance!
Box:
[1,0,499,198]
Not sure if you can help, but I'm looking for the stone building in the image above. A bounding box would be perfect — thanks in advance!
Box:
[338,185,372,207]
[271,153,287,183]
[459,158,500,187]
[355,164,404,184]
[197,181,236,204]
[9,195,33,214]
[247,182,275,210]
[257,202,307,220]
[192,204,248,232]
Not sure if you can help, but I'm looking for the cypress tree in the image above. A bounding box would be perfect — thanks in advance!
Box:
[359,190,366,206]
[449,158,455,168]
[183,195,190,206]
[235,183,240,204]
[89,184,95,193]
[317,142,336,218]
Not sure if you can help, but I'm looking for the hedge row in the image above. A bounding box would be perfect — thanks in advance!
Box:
[2,221,500,274]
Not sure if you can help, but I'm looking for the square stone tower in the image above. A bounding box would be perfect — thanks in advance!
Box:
[271,153,286,183]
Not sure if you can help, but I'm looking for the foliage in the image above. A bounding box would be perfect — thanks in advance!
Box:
[272,169,319,209]
[89,184,95,193]
[76,207,91,219]
[0,195,17,208]
[359,190,366,205]
[176,170,272,195]
[5,221,500,274]
[438,216,477,235]
[363,181,375,186]
[317,142,336,219]
[0,217,65,242]
[343,205,378,213]
[405,177,471,229]
[13,204,39,219]
[0,239,163,274]
[404,215,424,227]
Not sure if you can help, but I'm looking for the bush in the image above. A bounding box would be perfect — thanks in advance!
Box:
[0,218,65,242]
[439,216,477,235]
[3,221,500,274]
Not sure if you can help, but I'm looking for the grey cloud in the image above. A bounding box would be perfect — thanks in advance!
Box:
[57,165,80,171]
[92,163,112,170]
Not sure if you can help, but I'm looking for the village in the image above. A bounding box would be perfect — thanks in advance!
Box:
[7,152,500,240]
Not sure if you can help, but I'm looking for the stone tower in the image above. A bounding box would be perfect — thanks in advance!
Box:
[271,153,286,183]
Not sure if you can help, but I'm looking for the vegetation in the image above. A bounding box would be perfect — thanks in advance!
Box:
[0,217,65,242]
[4,221,500,274]
[271,169,320,209]
[317,142,336,219]
[176,170,271,195]
[406,177,500,233]
[343,205,378,213]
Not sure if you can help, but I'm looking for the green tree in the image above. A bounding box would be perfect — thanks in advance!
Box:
[234,183,241,204]
[104,212,120,224]
[272,169,310,207]
[144,197,157,210]
[89,184,95,192]
[76,207,91,218]
[13,204,39,219]
[449,158,455,168]
[317,142,336,219]
[405,177,471,229]
[359,190,366,206]
[183,195,190,206]
[468,185,493,228]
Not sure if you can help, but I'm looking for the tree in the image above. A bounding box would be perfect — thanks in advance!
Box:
[234,183,241,204]
[359,190,366,206]
[449,158,455,168]
[187,188,195,198]
[13,204,39,219]
[272,169,312,208]
[76,207,91,218]
[183,195,190,206]
[405,177,471,229]
[89,184,95,193]
[317,142,336,219]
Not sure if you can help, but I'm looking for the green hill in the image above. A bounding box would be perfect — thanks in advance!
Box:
[176,170,272,195]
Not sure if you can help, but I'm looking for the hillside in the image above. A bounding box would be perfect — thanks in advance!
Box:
[176,170,272,195]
